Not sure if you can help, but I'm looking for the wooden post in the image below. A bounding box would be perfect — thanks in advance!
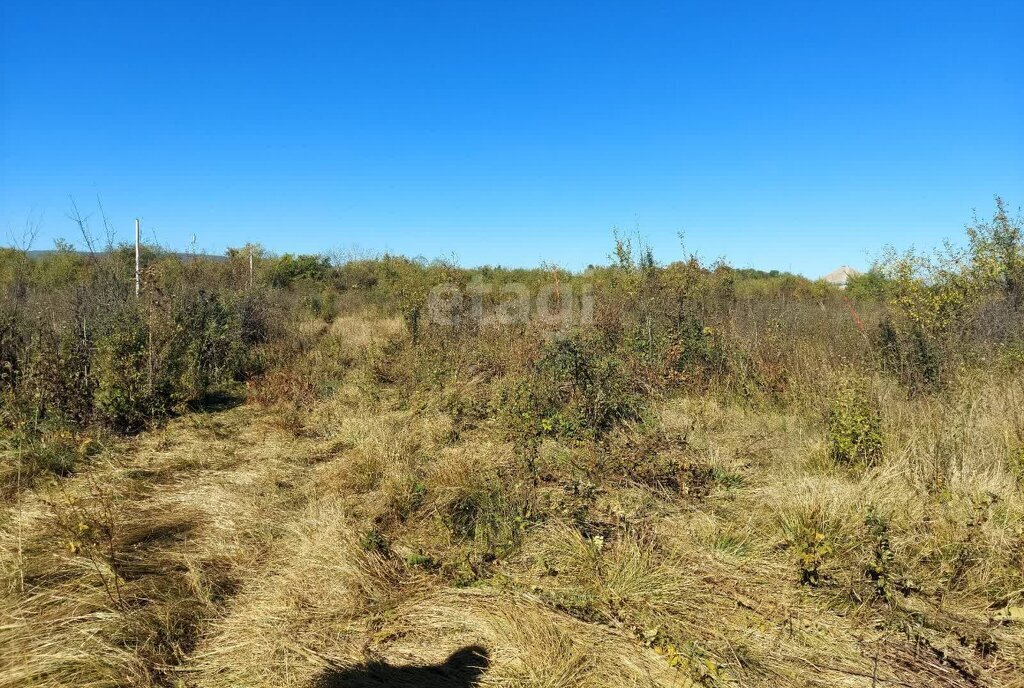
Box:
[134,218,141,297]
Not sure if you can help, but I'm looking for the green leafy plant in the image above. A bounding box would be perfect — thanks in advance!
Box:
[827,384,883,467]
[862,507,915,602]
[796,529,832,587]
[499,334,645,442]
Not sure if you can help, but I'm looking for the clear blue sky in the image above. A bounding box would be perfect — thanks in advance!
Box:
[2,1,1021,276]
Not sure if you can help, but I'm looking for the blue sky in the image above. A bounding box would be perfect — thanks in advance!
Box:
[1,1,1021,276]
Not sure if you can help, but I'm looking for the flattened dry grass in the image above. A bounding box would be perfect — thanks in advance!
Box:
[0,406,326,688]
[190,498,404,688]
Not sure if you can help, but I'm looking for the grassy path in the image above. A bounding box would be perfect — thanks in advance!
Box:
[0,404,329,687]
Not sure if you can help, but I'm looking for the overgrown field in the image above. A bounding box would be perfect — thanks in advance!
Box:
[3,201,1024,687]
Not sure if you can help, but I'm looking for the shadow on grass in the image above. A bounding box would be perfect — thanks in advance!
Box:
[190,390,246,413]
[314,645,489,688]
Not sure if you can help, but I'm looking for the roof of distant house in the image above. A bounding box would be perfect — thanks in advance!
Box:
[823,265,861,286]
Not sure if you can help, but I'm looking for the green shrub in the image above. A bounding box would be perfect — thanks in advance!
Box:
[24,433,82,479]
[159,288,248,406]
[0,424,105,495]
[23,325,94,426]
[88,287,254,431]
[499,333,645,441]
[267,253,331,288]
[93,313,155,432]
[845,269,892,300]
[302,285,339,321]
[0,306,21,396]
[359,528,390,554]
[826,384,883,467]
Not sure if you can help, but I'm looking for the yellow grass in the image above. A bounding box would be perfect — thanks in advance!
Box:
[3,313,1022,688]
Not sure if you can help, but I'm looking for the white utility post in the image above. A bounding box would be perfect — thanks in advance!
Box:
[135,218,141,297]
[249,246,254,288]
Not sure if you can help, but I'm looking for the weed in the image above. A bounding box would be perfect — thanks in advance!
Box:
[360,528,390,554]
[862,507,915,602]
[786,510,835,587]
[827,383,883,467]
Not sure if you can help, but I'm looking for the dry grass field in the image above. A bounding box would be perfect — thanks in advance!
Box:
[2,209,1023,687]
[4,306,1023,688]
